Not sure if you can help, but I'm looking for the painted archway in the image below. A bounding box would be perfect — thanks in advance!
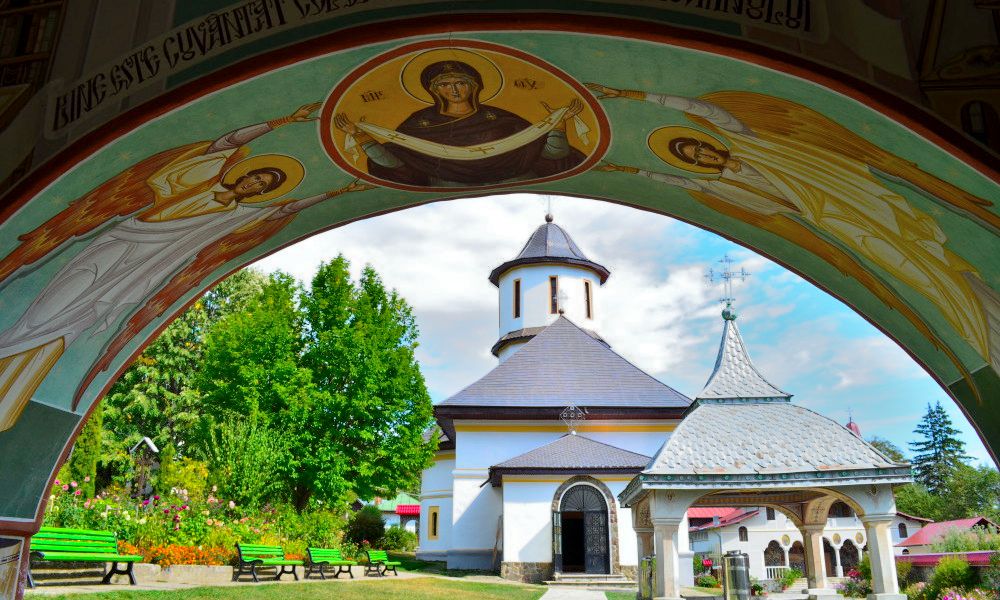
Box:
[0,5,999,598]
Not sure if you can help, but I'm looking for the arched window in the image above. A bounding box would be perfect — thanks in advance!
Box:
[961,101,1000,150]
[898,523,908,539]
[739,526,748,542]
[766,507,776,521]
[828,501,853,518]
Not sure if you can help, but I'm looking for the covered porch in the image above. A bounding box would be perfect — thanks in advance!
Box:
[619,398,913,600]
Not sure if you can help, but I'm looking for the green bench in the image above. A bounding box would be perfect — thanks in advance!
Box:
[305,547,357,579]
[28,526,143,587]
[233,543,303,582]
[364,549,400,577]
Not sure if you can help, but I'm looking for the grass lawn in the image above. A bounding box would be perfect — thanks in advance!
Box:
[38,577,546,600]
[391,552,498,578]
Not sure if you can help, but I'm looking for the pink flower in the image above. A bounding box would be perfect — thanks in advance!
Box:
[84,476,91,482]
[61,485,69,491]
[181,505,189,511]
[228,501,236,509]
[74,490,81,496]
[206,519,214,526]
[54,479,61,485]
[142,499,150,506]
[174,524,180,530]
[153,495,160,500]
[70,481,77,488]
[163,508,170,514]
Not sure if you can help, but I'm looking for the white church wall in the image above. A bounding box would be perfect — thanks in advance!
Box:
[603,478,639,567]
[450,473,502,569]
[497,265,602,362]
[417,453,454,560]
[503,481,559,563]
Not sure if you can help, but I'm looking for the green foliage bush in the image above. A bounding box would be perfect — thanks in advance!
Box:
[983,552,1000,595]
[926,557,978,600]
[382,526,417,551]
[345,505,386,547]
[896,559,913,588]
[695,574,720,588]
[931,525,1000,552]
[781,568,803,590]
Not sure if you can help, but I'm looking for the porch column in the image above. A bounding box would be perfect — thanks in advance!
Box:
[783,546,789,568]
[833,543,843,577]
[653,517,683,600]
[862,515,906,600]
[801,525,830,595]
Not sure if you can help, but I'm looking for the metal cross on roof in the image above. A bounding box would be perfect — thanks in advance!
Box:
[706,254,750,308]
[560,403,588,435]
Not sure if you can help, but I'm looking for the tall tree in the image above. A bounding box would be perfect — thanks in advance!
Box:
[868,436,905,462]
[67,404,102,497]
[909,402,969,494]
[99,269,266,485]
[301,258,435,503]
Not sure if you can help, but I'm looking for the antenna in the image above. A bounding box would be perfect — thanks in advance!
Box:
[706,254,750,308]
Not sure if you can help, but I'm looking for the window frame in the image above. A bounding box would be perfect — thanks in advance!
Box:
[513,279,521,319]
[549,276,559,314]
[738,526,748,542]
[428,505,440,540]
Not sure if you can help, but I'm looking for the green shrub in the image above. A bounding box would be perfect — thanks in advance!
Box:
[926,557,977,599]
[345,505,385,547]
[695,574,720,588]
[931,526,1000,553]
[382,526,417,551]
[781,568,803,590]
[983,552,1000,595]
[896,559,913,589]
[902,582,926,600]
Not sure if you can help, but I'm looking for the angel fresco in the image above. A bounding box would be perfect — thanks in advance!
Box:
[585,83,1000,372]
[322,42,606,191]
[0,104,375,432]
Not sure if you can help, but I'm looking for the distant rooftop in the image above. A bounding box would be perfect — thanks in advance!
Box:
[897,517,997,547]
[489,216,610,285]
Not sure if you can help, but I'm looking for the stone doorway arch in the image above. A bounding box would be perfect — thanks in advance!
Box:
[551,476,620,575]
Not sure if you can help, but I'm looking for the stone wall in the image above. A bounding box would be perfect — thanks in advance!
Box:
[500,561,553,583]
[620,565,637,581]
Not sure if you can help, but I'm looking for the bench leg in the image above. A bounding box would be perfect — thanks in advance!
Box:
[250,562,259,583]
[125,561,136,585]
[100,561,135,585]
[26,566,35,589]
[387,565,398,577]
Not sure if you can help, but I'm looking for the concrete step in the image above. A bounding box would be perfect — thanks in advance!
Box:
[545,574,636,590]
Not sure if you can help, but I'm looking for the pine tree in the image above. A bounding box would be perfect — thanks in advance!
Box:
[909,402,968,494]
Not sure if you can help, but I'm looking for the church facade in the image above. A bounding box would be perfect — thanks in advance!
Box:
[416,216,690,583]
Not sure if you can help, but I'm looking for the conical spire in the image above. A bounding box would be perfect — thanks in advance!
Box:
[697,303,791,402]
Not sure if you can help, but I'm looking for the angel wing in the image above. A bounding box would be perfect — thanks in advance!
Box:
[0,142,211,285]
[72,210,296,409]
[691,92,1000,234]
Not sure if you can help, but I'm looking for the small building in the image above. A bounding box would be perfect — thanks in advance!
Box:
[361,492,421,531]
[896,516,997,554]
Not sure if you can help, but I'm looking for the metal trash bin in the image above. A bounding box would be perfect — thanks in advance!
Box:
[722,550,751,600]
[638,555,655,600]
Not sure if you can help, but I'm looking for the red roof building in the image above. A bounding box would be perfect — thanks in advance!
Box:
[897,516,997,552]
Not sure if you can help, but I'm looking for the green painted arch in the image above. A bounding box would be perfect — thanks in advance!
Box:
[0,17,997,550]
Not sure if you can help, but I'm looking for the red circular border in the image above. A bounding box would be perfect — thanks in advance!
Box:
[318,38,611,192]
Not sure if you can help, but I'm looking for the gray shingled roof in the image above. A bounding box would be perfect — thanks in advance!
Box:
[491,325,607,356]
[645,400,908,477]
[441,317,691,408]
[698,310,790,401]
[489,217,611,285]
[487,434,651,486]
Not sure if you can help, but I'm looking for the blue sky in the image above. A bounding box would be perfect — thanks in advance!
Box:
[254,193,994,466]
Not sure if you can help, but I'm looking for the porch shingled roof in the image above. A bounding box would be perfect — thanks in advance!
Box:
[486,434,651,486]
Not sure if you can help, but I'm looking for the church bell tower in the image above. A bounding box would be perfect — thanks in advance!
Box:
[488,214,611,362]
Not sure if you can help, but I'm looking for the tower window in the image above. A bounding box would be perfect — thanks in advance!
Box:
[429,506,440,540]
[898,523,907,539]
[584,280,593,319]
[766,507,775,521]
[549,276,559,314]
[513,279,521,318]
[739,526,748,542]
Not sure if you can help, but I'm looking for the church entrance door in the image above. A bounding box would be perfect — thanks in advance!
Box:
[555,484,609,574]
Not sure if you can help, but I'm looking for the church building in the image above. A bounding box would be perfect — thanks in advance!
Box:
[417,215,691,583]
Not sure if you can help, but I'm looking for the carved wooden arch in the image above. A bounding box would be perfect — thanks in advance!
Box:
[551,475,621,575]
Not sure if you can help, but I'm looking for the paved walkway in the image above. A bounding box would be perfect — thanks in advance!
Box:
[539,588,608,600]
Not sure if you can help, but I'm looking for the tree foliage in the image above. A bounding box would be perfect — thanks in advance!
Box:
[909,402,968,494]
[867,436,905,462]
[67,404,102,497]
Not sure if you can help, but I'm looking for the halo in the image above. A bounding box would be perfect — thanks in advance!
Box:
[400,48,503,104]
[221,154,305,203]
[647,126,730,174]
